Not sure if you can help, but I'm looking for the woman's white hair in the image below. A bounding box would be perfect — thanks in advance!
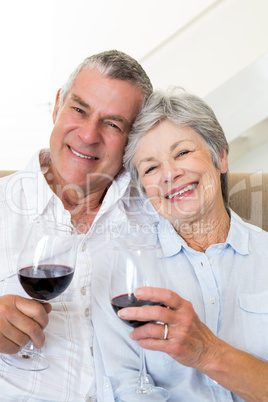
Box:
[124,87,229,206]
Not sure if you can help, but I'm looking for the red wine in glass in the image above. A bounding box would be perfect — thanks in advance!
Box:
[1,219,77,371]
[109,243,170,401]
[111,293,164,328]
[18,265,74,301]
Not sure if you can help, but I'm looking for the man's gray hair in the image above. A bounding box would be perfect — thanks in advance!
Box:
[124,87,229,206]
[59,50,153,106]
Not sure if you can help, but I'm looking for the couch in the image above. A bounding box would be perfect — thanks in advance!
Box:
[228,172,268,231]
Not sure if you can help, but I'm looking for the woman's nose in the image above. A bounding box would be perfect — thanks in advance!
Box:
[163,162,183,183]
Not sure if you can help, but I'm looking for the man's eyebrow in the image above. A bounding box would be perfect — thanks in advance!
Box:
[70,95,130,127]
[106,115,129,125]
[70,94,89,109]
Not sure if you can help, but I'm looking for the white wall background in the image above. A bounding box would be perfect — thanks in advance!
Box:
[0,0,268,172]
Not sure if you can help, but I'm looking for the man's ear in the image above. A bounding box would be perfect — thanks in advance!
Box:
[219,148,228,174]
[52,89,61,124]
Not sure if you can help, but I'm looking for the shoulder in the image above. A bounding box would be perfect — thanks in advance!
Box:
[0,171,22,202]
[231,209,265,232]
[230,210,268,252]
[0,151,43,202]
[127,184,159,224]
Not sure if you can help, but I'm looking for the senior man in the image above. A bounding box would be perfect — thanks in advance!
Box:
[0,50,157,401]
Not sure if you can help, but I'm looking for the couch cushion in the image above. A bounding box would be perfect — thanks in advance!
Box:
[229,172,268,231]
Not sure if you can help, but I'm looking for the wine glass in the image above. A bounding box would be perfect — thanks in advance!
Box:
[110,242,170,401]
[1,219,78,371]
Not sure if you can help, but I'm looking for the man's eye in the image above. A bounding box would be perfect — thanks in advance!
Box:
[106,122,122,132]
[73,107,85,114]
[109,122,120,129]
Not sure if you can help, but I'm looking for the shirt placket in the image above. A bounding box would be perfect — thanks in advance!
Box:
[75,236,96,399]
[191,252,220,335]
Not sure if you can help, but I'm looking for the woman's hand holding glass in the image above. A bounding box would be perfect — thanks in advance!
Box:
[110,242,170,402]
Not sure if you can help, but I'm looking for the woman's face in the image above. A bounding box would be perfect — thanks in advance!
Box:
[134,120,228,227]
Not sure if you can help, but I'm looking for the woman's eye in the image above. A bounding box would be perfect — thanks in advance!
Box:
[145,166,156,174]
[176,150,189,158]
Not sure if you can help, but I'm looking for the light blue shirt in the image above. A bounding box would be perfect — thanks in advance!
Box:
[92,210,268,401]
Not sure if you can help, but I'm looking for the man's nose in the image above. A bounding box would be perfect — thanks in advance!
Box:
[79,119,101,144]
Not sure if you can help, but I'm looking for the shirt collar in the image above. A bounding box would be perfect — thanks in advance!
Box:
[157,209,253,257]
[225,210,254,255]
[22,151,131,220]
[157,217,184,257]
[19,149,56,219]
[99,168,131,211]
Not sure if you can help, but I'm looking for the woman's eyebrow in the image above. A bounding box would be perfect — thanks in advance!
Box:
[137,139,192,168]
[170,140,187,151]
[137,156,156,168]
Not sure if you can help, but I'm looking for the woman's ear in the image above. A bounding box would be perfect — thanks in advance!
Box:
[219,148,228,174]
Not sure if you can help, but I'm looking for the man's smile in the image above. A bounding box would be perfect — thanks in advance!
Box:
[69,146,98,160]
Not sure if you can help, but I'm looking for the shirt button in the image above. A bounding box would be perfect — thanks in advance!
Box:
[104,380,110,388]
[210,297,216,304]
[82,243,87,252]
[80,286,86,295]
[84,307,90,317]
[209,258,214,265]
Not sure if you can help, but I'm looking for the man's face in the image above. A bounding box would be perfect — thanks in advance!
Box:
[47,68,144,196]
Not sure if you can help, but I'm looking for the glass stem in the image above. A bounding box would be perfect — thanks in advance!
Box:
[19,340,35,359]
[137,346,151,394]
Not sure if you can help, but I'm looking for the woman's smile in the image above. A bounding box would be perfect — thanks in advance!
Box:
[165,182,199,202]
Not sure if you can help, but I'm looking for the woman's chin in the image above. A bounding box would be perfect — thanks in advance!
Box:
[151,198,201,221]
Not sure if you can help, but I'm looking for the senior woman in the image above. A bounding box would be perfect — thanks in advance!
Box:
[117,88,268,401]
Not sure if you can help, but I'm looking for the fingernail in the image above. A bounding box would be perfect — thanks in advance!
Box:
[118,310,126,319]
[134,288,143,298]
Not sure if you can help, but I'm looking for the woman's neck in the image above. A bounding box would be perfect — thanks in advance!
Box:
[174,208,230,252]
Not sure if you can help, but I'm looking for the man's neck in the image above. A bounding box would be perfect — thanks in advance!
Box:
[44,170,109,234]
